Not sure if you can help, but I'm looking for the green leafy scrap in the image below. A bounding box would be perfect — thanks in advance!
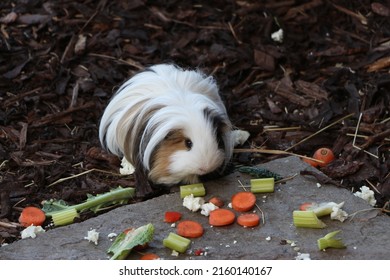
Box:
[108,223,155,260]
[238,166,283,181]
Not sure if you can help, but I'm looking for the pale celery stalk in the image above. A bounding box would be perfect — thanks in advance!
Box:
[317,230,346,250]
[306,202,344,217]
[250,178,275,193]
[163,232,191,253]
[51,208,79,226]
[293,210,327,228]
[44,187,135,226]
[180,183,206,198]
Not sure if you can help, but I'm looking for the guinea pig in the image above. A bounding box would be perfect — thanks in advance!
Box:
[99,64,234,196]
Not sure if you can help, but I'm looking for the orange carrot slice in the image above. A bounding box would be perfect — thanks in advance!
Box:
[231,192,256,212]
[209,208,235,226]
[18,206,46,227]
[299,202,314,211]
[140,253,159,260]
[208,196,224,208]
[176,220,204,238]
[237,213,260,227]
[164,211,182,223]
[313,148,335,167]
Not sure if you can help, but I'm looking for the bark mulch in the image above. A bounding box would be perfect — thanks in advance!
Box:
[0,0,389,244]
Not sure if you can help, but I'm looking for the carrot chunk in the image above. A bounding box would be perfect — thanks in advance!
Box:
[209,208,235,226]
[140,253,160,260]
[208,196,224,207]
[18,206,46,227]
[299,202,314,211]
[231,192,256,212]
[176,220,204,238]
[164,211,182,223]
[237,213,260,227]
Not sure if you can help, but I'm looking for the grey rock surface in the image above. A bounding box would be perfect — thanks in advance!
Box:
[0,156,388,260]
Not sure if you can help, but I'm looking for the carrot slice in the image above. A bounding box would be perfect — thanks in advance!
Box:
[313,148,335,167]
[299,202,314,211]
[231,192,256,212]
[164,211,182,223]
[208,196,224,208]
[18,206,46,227]
[176,220,204,238]
[140,253,159,260]
[209,208,235,226]
[237,213,260,227]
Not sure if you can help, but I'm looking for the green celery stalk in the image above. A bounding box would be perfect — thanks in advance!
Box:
[163,232,191,253]
[293,210,327,229]
[51,208,79,226]
[250,178,275,193]
[43,186,135,226]
[180,183,206,198]
[317,230,346,250]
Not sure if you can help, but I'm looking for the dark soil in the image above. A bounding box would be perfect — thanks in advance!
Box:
[1,0,389,245]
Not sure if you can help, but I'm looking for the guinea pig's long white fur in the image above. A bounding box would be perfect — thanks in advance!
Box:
[99,64,234,195]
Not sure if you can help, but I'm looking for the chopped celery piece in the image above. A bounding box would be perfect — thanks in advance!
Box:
[180,183,205,198]
[108,223,155,260]
[250,178,275,193]
[163,232,191,253]
[293,210,327,229]
[51,208,79,226]
[317,230,346,250]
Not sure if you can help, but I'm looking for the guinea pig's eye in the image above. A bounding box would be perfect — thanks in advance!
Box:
[184,139,193,150]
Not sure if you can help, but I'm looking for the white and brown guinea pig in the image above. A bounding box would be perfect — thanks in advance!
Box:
[99,64,234,196]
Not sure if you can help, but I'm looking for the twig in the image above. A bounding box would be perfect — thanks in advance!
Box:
[365,179,381,195]
[88,53,144,70]
[285,113,354,152]
[263,126,301,132]
[348,207,387,221]
[276,173,298,184]
[352,113,379,159]
[228,22,242,45]
[0,221,19,228]
[234,148,324,164]
[47,168,125,187]
[237,180,265,225]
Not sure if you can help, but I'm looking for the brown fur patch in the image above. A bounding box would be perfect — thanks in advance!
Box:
[148,130,187,182]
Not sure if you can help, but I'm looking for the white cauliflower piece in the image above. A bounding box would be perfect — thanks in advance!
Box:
[21,225,45,239]
[330,202,349,222]
[295,253,311,260]
[84,229,99,245]
[231,130,250,147]
[271,29,284,43]
[200,202,219,216]
[354,186,376,206]
[183,194,204,212]
[119,157,135,175]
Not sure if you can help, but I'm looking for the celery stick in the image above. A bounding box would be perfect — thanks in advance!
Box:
[51,208,79,226]
[250,178,275,193]
[163,232,191,253]
[317,230,346,250]
[43,187,135,226]
[293,210,327,229]
[180,183,206,198]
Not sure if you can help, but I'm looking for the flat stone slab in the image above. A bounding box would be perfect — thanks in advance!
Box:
[1,156,388,260]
